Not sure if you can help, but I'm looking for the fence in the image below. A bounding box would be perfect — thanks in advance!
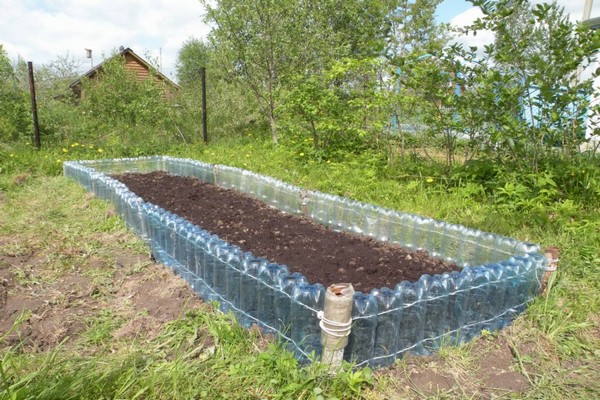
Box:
[64,156,547,367]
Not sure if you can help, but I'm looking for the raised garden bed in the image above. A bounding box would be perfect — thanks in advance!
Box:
[64,156,548,367]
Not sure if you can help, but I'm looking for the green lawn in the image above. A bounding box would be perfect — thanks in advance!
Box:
[0,140,598,399]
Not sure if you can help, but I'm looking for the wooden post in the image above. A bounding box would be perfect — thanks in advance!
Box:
[27,62,41,150]
[200,67,208,144]
[320,283,354,371]
[542,246,559,294]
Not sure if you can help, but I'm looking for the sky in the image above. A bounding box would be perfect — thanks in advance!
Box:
[0,0,599,83]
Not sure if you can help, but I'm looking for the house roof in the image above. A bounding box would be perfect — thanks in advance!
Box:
[69,47,179,90]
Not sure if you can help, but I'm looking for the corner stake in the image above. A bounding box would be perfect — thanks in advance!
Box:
[319,283,355,371]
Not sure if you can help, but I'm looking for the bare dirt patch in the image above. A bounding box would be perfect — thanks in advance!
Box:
[0,244,204,350]
[114,171,461,292]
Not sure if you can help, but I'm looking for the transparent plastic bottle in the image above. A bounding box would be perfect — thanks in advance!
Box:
[144,205,164,263]
[256,263,289,333]
[484,263,507,332]
[224,246,245,314]
[459,228,480,268]
[399,214,416,250]
[421,274,450,352]
[213,242,232,306]
[363,204,380,238]
[163,212,178,268]
[426,220,447,259]
[443,271,460,345]
[344,292,378,365]
[203,235,223,302]
[464,266,491,342]
[375,209,392,242]
[175,222,192,279]
[349,202,365,234]
[275,272,307,335]
[453,267,473,343]
[396,280,426,356]
[371,287,402,367]
[290,283,325,360]
[331,198,346,232]
[412,215,430,251]
[191,230,210,298]
[476,233,497,266]
[238,256,268,327]
[514,256,540,309]
[443,224,464,265]
[181,226,201,289]
[503,256,532,322]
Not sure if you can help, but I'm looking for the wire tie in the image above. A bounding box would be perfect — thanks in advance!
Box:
[317,311,352,338]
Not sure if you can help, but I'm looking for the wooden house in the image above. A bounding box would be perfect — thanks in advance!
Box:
[69,47,179,99]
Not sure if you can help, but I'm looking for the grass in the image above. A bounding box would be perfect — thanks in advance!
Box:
[0,138,599,399]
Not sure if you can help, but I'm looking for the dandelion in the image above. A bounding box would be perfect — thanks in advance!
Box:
[9,153,14,157]
[426,177,434,183]
[97,148,104,153]
[62,148,68,153]
[326,160,331,164]
[299,152,305,156]
[70,142,79,147]
[56,159,62,163]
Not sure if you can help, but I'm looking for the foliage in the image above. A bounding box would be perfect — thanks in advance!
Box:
[388,0,448,59]
[175,38,211,87]
[173,40,265,142]
[201,0,406,144]
[393,0,600,176]
[0,45,30,141]
[280,57,393,159]
[471,0,600,163]
[79,55,172,127]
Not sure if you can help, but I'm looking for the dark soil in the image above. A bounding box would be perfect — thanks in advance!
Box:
[114,172,461,292]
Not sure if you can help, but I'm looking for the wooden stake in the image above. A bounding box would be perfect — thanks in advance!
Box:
[542,246,559,294]
[320,283,354,371]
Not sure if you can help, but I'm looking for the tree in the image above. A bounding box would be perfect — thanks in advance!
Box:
[201,0,404,144]
[173,37,263,141]
[389,0,448,60]
[469,0,600,164]
[201,0,301,144]
[176,38,212,87]
[79,54,171,127]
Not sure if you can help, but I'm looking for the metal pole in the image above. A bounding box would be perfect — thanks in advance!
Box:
[201,67,208,143]
[27,62,41,150]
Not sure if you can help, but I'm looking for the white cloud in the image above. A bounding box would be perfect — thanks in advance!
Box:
[0,0,209,81]
[449,7,494,52]
[448,1,600,63]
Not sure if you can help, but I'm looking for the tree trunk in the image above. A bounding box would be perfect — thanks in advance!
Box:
[269,110,278,145]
